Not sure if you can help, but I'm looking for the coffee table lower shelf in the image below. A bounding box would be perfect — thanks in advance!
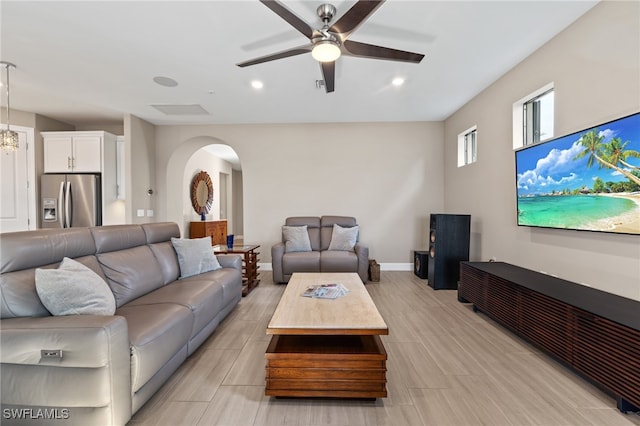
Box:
[265,334,387,399]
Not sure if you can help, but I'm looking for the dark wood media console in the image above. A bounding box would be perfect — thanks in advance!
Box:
[458,261,640,413]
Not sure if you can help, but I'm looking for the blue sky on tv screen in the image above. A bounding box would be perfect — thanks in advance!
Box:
[516,113,640,196]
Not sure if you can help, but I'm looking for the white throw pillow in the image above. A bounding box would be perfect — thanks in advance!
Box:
[35,257,116,316]
[171,237,221,279]
[327,224,359,251]
[282,225,312,252]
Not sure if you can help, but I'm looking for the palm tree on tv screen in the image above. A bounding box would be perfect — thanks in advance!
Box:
[605,137,640,172]
[574,129,640,186]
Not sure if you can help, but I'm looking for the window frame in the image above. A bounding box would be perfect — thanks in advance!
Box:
[457,125,478,167]
[512,82,554,149]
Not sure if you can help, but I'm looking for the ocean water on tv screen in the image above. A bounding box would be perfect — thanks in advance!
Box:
[517,195,637,230]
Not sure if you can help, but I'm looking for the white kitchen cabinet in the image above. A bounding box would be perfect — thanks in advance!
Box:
[43,132,104,173]
[41,130,122,225]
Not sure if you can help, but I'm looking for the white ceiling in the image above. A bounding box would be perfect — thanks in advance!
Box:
[1,0,598,127]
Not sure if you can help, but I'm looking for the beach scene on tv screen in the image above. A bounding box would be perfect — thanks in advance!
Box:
[516,112,640,234]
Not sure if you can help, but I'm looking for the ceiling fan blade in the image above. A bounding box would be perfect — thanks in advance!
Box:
[320,61,335,93]
[329,0,385,39]
[260,0,315,39]
[236,44,312,67]
[343,40,425,63]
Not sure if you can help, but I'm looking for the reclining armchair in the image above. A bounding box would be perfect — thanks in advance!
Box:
[271,216,369,283]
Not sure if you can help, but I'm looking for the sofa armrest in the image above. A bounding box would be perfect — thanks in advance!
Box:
[1,315,131,425]
[271,242,285,283]
[354,243,370,283]
[217,254,242,271]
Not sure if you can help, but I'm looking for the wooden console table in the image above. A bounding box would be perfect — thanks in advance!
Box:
[213,244,260,296]
[458,261,640,413]
[190,220,227,246]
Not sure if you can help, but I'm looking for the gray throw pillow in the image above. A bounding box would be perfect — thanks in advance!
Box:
[35,257,116,316]
[282,225,312,252]
[171,237,221,279]
[327,224,359,251]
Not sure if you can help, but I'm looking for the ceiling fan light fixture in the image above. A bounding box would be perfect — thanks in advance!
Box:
[311,40,341,63]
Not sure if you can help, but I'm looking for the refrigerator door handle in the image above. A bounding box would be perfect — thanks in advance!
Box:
[65,181,72,228]
[58,181,65,228]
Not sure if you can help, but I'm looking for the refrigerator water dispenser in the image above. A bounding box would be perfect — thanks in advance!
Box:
[42,198,57,222]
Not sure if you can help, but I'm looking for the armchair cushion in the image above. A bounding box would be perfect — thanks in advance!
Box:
[282,225,312,252]
[35,257,116,316]
[327,224,359,251]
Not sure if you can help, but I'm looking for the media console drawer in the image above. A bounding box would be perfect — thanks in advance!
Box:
[265,334,387,398]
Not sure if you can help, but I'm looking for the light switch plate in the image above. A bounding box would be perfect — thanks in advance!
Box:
[137,209,144,217]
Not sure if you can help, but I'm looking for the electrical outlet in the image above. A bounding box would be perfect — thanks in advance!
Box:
[137,209,144,217]
[146,210,154,217]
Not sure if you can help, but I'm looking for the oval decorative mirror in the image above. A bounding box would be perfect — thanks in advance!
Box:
[190,171,213,215]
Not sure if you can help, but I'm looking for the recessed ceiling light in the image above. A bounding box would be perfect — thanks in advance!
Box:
[392,77,405,87]
[251,80,264,89]
[153,76,178,87]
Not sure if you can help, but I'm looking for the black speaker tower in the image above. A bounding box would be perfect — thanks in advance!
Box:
[427,214,471,290]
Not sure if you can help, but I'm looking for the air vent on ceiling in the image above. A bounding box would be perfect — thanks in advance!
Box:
[151,104,209,115]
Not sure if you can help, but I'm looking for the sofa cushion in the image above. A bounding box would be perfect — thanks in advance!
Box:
[91,225,147,254]
[1,227,96,274]
[35,257,116,316]
[206,267,243,307]
[97,246,165,307]
[148,241,180,285]
[320,250,359,273]
[282,225,312,252]
[126,275,226,340]
[115,303,193,393]
[282,251,320,275]
[171,237,221,279]
[141,222,180,244]
[327,224,359,251]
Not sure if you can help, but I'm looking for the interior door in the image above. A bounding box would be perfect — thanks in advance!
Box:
[219,172,228,220]
[0,126,36,232]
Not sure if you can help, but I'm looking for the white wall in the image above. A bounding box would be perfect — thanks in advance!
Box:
[443,1,640,300]
[124,114,156,224]
[154,122,444,263]
[182,148,233,233]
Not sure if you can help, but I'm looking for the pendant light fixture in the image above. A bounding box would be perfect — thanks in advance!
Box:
[1,61,19,152]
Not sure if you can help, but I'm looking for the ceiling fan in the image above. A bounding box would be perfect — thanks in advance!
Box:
[236,0,425,93]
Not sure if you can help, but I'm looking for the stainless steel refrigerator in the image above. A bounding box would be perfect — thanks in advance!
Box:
[40,174,101,228]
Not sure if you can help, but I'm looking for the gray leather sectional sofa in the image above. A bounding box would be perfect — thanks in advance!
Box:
[271,216,369,283]
[0,222,242,425]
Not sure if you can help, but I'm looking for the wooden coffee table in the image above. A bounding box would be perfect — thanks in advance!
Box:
[265,272,388,398]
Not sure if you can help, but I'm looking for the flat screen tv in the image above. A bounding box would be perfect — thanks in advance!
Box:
[515,112,640,235]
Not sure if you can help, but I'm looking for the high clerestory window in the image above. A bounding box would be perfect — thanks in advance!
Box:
[457,126,477,167]
[513,83,554,148]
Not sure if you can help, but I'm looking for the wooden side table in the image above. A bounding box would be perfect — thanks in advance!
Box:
[213,244,260,296]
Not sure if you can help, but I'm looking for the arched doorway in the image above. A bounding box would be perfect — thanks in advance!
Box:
[164,136,242,238]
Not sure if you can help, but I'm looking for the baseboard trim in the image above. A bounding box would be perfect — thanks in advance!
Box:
[380,263,412,271]
[258,263,413,272]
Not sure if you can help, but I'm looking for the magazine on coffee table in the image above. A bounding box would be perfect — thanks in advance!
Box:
[302,283,350,299]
